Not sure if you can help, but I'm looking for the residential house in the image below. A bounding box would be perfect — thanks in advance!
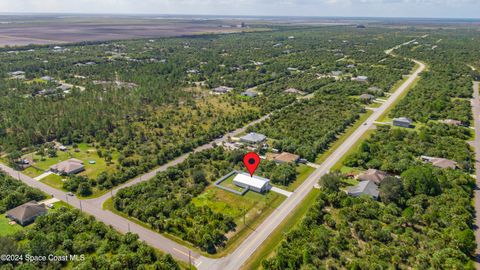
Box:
[240,132,267,145]
[347,181,379,199]
[50,158,85,175]
[6,201,47,226]
[284,88,306,95]
[352,76,368,82]
[357,169,388,185]
[213,86,234,94]
[359,93,375,102]
[393,117,413,128]
[439,119,463,126]
[241,90,258,97]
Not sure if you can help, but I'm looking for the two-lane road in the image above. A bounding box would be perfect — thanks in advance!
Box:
[199,59,425,270]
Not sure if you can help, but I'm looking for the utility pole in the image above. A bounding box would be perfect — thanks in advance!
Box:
[128,223,130,232]
[79,200,83,211]
[243,206,246,225]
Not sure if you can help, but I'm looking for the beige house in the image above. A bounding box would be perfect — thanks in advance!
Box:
[50,158,85,175]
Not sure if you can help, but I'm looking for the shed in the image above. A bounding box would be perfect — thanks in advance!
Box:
[6,201,47,226]
[233,173,271,193]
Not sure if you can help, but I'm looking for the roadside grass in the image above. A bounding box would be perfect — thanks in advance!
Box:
[315,110,373,165]
[240,189,321,270]
[331,129,375,172]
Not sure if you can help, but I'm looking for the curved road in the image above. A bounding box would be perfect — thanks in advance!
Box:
[0,40,425,270]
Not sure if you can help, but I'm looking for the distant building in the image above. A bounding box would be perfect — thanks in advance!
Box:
[41,76,55,82]
[393,117,413,128]
[240,132,267,145]
[284,88,306,95]
[7,70,26,80]
[331,71,343,76]
[57,84,72,92]
[421,156,457,169]
[439,119,462,126]
[356,24,366,29]
[6,201,47,226]
[347,64,356,68]
[352,76,368,82]
[357,169,388,185]
[233,172,271,193]
[271,152,300,164]
[241,90,258,97]
[213,86,234,94]
[50,158,85,175]
[347,181,379,199]
[359,94,375,102]
[368,86,383,95]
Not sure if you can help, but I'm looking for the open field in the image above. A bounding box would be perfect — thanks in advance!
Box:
[0,15,263,47]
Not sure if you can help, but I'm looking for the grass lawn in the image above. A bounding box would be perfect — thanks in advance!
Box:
[241,189,321,270]
[40,174,67,190]
[315,110,373,165]
[217,174,245,192]
[22,143,119,179]
[0,214,24,236]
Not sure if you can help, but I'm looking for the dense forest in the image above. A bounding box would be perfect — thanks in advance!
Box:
[0,26,413,194]
[262,30,479,269]
[249,94,364,161]
[0,208,180,270]
[391,31,480,124]
[0,172,45,213]
[264,125,476,269]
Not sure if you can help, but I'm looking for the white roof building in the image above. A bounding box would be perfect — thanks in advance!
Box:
[233,173,271,193]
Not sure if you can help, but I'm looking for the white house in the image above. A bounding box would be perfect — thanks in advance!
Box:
[233,173,271,193]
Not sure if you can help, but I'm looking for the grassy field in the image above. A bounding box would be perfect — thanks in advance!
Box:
[22,143,119,179]
[40,173,67,190]
[217,174,245,192]
[241,189,321,270]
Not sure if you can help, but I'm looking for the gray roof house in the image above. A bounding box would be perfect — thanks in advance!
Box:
[359,93,375,101]
[241,90,258,97]
[50,158,85,175]
[240,132,267,145]
[213,86,233,94]
[6,201,47,226]
[393,117,413,128]
[352,76,368,82]
[347,181,379,199]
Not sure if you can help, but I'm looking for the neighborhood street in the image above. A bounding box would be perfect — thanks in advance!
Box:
[200,59,425,270]
[0,41,426,270]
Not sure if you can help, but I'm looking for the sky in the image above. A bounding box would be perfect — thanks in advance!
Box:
[0,0,479,19]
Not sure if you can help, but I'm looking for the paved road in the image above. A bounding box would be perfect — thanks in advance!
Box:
[198,59,425,270]
[0,41,425,269]
[471,81,480,269]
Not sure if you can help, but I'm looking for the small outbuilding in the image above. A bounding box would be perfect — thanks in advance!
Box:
[240,132,267,145]
[50,158,85,175]
[6,201,47,226]
[241,90,258,97]
[393,117,413,128]
[439,119,462,126]
[347,181,379,199]
[233,173,271,193]
[213,86,233,94]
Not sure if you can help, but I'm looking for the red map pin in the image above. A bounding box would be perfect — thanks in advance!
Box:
[243,152,260,177]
